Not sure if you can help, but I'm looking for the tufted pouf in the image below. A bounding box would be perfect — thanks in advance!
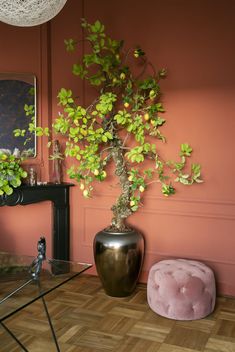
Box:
[147,259,216,320]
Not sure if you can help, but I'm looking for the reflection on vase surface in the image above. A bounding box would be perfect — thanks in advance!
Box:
[94,229,144,297]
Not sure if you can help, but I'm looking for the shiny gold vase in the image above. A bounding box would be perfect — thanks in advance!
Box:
[93,228,144,297]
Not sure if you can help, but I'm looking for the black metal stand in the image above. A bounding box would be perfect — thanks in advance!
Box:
[0,238,61,351]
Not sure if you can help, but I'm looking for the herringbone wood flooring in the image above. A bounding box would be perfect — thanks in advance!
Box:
[1,275,235,351]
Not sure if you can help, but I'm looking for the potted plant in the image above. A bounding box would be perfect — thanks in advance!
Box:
[21,19,203,296]
[0,149,27,196]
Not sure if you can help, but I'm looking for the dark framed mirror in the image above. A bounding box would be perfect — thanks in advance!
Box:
[0,73,37,157]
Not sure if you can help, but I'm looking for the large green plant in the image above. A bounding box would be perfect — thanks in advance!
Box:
[21,19,203,231]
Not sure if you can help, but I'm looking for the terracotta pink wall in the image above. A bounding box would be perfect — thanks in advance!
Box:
[0,22,53,256]
[0,0,235,296]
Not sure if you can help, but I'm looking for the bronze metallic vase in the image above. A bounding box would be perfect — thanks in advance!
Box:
[93,228,144,297]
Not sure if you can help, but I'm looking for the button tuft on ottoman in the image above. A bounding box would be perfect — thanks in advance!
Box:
[147,259,216,320]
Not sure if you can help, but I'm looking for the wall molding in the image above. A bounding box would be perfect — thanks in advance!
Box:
[81,199,235,224]
[143,250,235,268]
[95,191,235,207]
[140,208,235,221]
[81,205,235,260]
[147,195,235,206]
[81,237,235,268]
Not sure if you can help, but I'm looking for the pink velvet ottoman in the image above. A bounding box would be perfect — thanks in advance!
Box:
[147,259,216,320]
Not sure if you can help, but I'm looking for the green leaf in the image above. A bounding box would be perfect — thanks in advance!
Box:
[3,185,13,195]
[72,64,88,78]
[105,132,113,139]
[57,88,74,106]
[144,169,153,178]
[156,103,165,112]
[13,129,25,137]
[180,143,193,157]
[102,135,108,142]
[179,177,190,185]
[21,171,28,178]
[135,154,144,163]
[195,178,203,183]
[191,163,201,176]
[143,143,151,153]
[161,184,175,196]
[155,118,166,126]
[138,77,157,90]
[91,20,103,33]
[131,205,139,212]
[159,68,167,78]
[64,38,76,52]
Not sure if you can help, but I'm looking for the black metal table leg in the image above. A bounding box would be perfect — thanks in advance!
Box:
[41,295,60,352]
[0,321,29,352]
[1,296,61,352]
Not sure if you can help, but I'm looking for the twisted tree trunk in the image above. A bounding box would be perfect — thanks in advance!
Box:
[109,140,132,232]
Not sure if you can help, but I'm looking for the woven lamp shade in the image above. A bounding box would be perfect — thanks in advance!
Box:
[0,0,67,27]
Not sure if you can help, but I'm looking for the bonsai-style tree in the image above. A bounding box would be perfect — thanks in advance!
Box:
[19,19,203,230]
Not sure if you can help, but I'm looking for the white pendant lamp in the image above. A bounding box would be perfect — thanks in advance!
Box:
[0,0,67,27]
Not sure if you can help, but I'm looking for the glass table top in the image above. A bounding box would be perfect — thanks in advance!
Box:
[0,251,92,322]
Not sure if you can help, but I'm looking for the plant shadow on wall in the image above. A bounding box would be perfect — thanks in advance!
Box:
[18,19,203,297]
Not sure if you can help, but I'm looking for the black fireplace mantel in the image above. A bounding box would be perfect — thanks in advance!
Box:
[0,183,74,261]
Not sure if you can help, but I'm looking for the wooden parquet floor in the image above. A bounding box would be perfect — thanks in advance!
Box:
[1,274,235,352]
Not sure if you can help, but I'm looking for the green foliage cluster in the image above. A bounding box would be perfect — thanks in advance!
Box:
[0,152,27,195]
[57,20,202,204]
[15,19,202,230]
[14,103,50,142]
